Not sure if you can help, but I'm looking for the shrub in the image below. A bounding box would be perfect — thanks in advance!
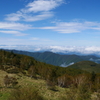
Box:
[6,68,19,74]
[8,86,44,100]
[46,80,57,91]
[4,75,18,87]
[66,85,91,100]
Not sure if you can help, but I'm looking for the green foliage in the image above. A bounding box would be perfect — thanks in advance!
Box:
[46,80,57,91]
[77,85,91,100]
[8,86,44,100]
[6,68,19,73]
[66,86,91,100]
[91,71,96,83]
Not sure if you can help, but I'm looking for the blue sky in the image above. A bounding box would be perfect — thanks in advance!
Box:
[1,0,100,53]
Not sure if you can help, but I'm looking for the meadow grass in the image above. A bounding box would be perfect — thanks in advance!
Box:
[0,70,100,100]
[0,70,67,100]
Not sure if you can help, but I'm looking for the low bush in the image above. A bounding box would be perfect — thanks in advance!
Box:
[8,86,44,100]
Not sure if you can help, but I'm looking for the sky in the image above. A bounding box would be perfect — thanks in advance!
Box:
[1,0,100,53]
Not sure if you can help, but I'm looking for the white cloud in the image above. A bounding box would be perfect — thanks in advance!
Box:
[49,46,100,55]
[60,62,74,67]
[0,30,27,36]
[1,45,100,56]
[5,0,64,22]
[5,12,22,22]
[23,11,53,21]
[26,0,63,12]
[85,47,100,52]
[0,22,32,31]
[40,21,100,33]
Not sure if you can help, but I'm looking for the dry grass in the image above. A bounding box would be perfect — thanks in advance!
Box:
[18,75,67,100]
[0,70,95,100]
[0,70,67,100]
[0,70,17,100]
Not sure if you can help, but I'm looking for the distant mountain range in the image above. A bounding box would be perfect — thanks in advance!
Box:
[4,49,100,67]
[1,45,100,57]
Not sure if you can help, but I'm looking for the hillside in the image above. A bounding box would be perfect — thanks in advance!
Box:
[68,61,100,73]
[1,49,100,73]
[0,70,68,100]
[0,50,100,100]
[5,49,100,67]
[0,50,88,79]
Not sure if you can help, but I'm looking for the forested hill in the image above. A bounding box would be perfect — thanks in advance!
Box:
[68,61,100,73]
[5,49,100,67]
[0,50,87,80]
[1,50,100,100]
[1,49,100,74]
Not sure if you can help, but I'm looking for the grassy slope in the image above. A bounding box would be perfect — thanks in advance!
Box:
[0,70,99,100]
[0,70,17,100]
[0,70,67,100]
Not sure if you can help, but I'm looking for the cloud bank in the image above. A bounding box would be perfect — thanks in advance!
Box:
[1,45,100,56]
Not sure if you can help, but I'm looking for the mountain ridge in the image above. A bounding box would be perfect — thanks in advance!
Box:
[3,49,100,67]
